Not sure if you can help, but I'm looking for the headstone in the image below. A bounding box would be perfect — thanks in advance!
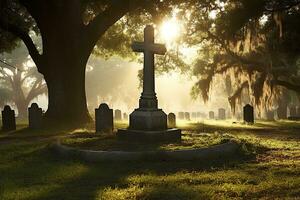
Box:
[289,106,297,117]
[243,104,254,123]
[123,113,128,120]
[1,105,16,131]
[184,112,190,121]
[218,108,226,120]
[178,112,184,120]
[191,112,197,119]
[297,107,300,117]
[266,110,275,121]
[209,111,214,119]
[168,113,176,128]
[196,112,201,118]
[277,105,287,119]
[28,103,43,129]
[95,103,113,133]
[114,109,122,121]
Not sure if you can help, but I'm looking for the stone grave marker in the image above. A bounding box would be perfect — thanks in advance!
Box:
[209,111,214,119]
[123,113,128,120]
[266,110,275,121]
[297,107,300,117]
[28,103,43,129]
[243,104,254,123]
[289,106,297,117]
[218,108,226,120]
[178,112,184,120]
[95,103,113,133]
[191,112,197,119]
[277,105,287,119]
[184,112,191,121]
[196,112,201,118]
[1,105,16,131]
[114,109,122,121]
[168,113,176,128]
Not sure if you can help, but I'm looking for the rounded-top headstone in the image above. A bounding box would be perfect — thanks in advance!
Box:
[99,103,109,110]
[4,105,12,111]
[30,103,39,109]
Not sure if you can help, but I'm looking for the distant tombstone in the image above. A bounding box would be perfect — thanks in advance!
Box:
[209,111,214,119]
[184,112,191,121]
[191,112,197,119]
[123,113,128,120]
[1,105,16,131]
[218,108,226,120]
[28,103,43,129]
[178,112,184,120]
[114,109,122,121]
[95,103,113,133]
[297,107,300,117]
[289,106,297,117]
[277,105,287,119]
[266,110,275,121]
[196,112,201,118]
[243,104,254,123]
[168,113,176,128]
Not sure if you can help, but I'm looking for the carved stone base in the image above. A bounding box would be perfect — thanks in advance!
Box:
[129,108,167,130]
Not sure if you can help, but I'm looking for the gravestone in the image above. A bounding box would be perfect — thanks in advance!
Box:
[123,113,128,120]
[1,105,16,131]
[243,104,254,123]
[277,105,287,119]
[196,112,201,118]
[297,107,300,117]
[266,110,275,121]
[117,25,181,141]
[191,112,197,119]
[218,108,226,120]
[95,103,113,133]
[184,112,191,121]
[209,111,214,119]
[168,113,176,128]
[289,106,297,117]
[28,103,43,129]
[114,109,122,121]
[178,112,184,120]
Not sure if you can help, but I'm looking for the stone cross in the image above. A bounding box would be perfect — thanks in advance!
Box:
[132,25,166,109]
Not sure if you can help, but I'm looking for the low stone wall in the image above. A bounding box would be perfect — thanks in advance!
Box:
[51,141,240,162]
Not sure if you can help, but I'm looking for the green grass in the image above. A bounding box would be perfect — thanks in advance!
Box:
[0,120,299,199]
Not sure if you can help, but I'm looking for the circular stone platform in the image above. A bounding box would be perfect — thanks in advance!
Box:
[51,140,240,162]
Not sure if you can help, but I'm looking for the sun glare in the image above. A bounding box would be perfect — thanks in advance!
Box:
[159,18,181,43]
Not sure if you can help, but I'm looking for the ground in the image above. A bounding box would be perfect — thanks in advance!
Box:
[0,120,299,199]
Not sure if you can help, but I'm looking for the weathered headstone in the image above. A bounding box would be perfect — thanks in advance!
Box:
[297,107,300,117]
[218,108,226,120]
[95,103,113,133]
[209,111,214,119]
[184,112,191,121]
[1,105,16,131]
[123,113,128,120]
[196,112,201,118]
[168,113,176,128]
[289,106,297,117]
[191,112,197,119]
[266,110,275,121]
[28,103,43,129]
[114,109,122,121]
[117,25,181,141]
[178,112,184,120]
[277,105,287,119]
[243,104,254,123]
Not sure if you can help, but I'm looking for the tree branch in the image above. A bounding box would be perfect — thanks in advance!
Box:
[272,79,300,93]
[0,19,41,66]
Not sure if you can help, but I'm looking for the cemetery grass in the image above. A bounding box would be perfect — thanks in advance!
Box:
[0,121,299,199]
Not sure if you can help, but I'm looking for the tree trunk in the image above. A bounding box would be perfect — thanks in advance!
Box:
[42,56,91,126]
